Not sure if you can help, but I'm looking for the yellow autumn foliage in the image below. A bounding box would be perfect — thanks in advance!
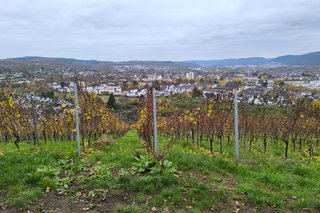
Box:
[8,96,14,108]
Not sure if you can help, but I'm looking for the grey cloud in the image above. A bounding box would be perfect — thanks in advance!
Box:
[0,0,319,60]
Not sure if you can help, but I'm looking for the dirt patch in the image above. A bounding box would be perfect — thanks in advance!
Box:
[1,190,131,213]
[187,171,211,184]
[213,172,237,189]
[238,159,260,169]
[187,171,237,189]
[185,171,267,213]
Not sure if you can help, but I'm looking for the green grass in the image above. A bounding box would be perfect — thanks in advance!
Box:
[0,141,78,208]
[113,204,144,213]
[0,130,319,212]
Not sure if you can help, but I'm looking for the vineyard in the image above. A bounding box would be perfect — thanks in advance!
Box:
[0,87,129,149]
[137,88,319,161]
[0,86,320,212]
[157,94,320,160]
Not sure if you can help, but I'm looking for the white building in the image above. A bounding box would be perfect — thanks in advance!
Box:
[85,84,122,95]
[156,75,163,80]
[186,72,195,80]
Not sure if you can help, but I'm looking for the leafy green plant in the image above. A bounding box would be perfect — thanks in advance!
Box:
[56,177,72,194]
[36,164,73,194]
[132,155,157,175]
[132,155,177,176]
[89,163,114,179]
[88,189,108,200]
[157,159,177,175]
[36,166,61,177]
[83,162,118,188]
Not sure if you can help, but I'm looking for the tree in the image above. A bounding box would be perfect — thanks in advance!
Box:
[279,80,285,87]
[261,79,268,87]
[152,81,161,90]
[192,87,201,98]
[107,93,116,109]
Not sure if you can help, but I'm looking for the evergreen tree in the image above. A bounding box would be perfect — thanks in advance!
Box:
[192,87,201,98]
[107,93,116,109]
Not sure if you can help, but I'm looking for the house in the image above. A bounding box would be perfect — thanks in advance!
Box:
[186,72,195,80]
[166,84,194,94]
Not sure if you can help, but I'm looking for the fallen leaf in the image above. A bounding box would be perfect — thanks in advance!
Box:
[163,207,170,213]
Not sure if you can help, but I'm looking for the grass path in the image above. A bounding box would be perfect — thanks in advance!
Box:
[0,130,319,212]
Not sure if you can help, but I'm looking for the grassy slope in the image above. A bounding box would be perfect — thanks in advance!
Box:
[0,130,319,212]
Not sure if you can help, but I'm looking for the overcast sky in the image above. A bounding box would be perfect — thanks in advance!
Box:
[0,0,319,61]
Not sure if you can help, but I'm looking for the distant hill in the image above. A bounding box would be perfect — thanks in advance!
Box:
[1,51,320,70]
[187,57,270,66]
[186,51,320,66]
[0,57,194,70]
[273,52,320,66]
[2,56,113,70]
[10,56,104,65]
